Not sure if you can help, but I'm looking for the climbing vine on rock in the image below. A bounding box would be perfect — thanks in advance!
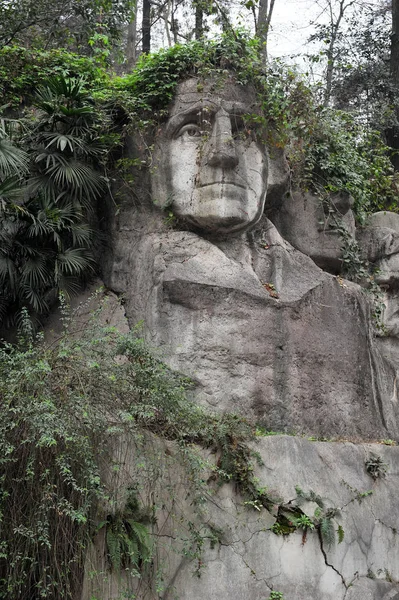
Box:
[0,297,276,599]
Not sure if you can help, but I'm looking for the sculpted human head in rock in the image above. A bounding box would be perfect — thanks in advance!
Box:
[151,78,268,234]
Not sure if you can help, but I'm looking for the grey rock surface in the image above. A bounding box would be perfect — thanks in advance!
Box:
[91,77,399,600]
[268,190,355,274]
[82,435,399,600]
[358,212,399,286]
[164,436,399,600]
[106,211,397,440]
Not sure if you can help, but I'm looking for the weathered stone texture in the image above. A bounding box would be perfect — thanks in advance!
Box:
[87,77,399,599]
[82,435,399,600]
[106,215,398,440]
[160,437,399,600]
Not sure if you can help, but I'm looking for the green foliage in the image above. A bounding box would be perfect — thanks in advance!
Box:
[337,524,345,544]
[340,479,373,503]
[273,486,345,549]
[0,125,29,177]
[0,0,135,56]
[0,75,113,329]
[109,33,398,223]
[271,513,297,536]
[276,482,373,550]
[110,32,314,150]
[320,515,336,548]
[0,46,108,108]
[294,485,324,509]
[292,514,315,531]
[328,6,394,131]
[0,300,267,598]
[1,35,395,335]
[299,111,398,222]
[100,493,152,572]
[268,592,284,600]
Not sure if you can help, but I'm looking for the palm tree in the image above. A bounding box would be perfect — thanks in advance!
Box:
[0,76,107,331]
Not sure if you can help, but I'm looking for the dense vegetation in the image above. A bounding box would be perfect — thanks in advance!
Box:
[1,11,399,596]
[0,306,267,599]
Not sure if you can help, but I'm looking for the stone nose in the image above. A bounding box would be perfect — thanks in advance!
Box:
[205,109,239,170]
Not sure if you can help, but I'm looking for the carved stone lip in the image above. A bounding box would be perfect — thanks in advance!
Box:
[198,181,245,189]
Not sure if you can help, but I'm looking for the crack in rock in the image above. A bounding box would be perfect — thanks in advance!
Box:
[319,531,348,589]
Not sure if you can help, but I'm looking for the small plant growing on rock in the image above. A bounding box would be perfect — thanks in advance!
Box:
[292,514,315,530]
[365,452,388,479]
[98,492,153,573]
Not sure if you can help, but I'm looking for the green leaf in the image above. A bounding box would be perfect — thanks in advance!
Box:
[337,524,344,544]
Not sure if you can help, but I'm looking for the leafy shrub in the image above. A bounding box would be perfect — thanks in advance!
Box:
[109,32,315,150]
[99,492,153,573]
[301,110,398,221]
[0,46,107,108]
[365,452,388,480]
[268,592,284,600]
[110,34,398,221]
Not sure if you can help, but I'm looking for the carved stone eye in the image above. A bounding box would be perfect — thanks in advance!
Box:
[178,124,202,138]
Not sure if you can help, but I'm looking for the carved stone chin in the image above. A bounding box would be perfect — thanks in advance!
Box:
[151,78,268,233]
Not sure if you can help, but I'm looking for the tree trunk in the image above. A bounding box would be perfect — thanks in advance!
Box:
[213,0,231,33]
[387,0,399,170]
[322,0,355,107]
[163,0,172,46]
[142,0,151,53]
[195,1,203,40]
[391,0,399,86]
[126,10,137,71]
[256,0,275,65]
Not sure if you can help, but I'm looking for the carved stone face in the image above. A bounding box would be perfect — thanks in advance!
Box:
[151,78,268,234]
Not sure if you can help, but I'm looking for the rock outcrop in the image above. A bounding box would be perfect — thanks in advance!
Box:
[83,76,399,599]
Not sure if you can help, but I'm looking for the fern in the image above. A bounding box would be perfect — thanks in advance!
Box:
[128,520,152,559]
[320,516,335,549]
[295,486,324,509]
[337,524,345,544]
[106,527,122,571]
[102,494,153,572]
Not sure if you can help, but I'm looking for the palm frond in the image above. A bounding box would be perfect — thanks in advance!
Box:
[0,256,17,290]
[59,105,95,117]
[35,150,70,170]
[19,284,50,314]
[46,160,104,200]
[56,276,82,299]
[56,248,94,276]
[21,256,52,288]
[0,138,29,178]
[41,132,86,154]
[0,176,25,203]
[70,223,93,246]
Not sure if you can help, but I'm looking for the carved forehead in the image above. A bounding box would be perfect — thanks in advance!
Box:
[168,77,259,117]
